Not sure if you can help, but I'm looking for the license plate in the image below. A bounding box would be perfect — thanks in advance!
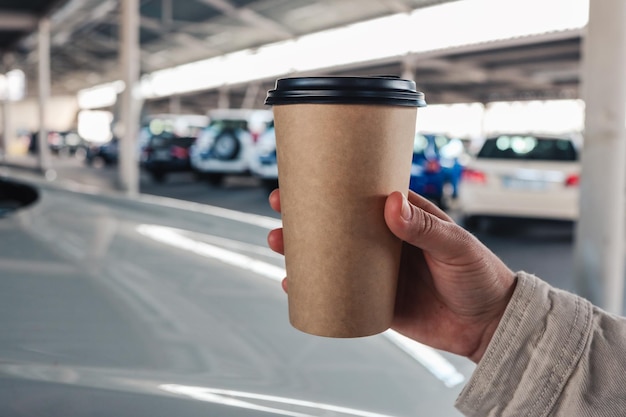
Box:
[154,150,170,160]
[502,176,547,190]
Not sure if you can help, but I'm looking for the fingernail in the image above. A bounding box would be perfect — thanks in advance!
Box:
[401,194,412,220]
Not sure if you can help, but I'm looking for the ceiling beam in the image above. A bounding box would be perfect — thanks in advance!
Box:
[379,0,413,13]
[0,11,38,30]
[195,0,293,38]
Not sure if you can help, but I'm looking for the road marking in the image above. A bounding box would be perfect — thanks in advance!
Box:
[137,223,466,388]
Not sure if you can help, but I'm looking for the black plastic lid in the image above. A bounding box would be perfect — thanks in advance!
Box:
[265,76,426,107]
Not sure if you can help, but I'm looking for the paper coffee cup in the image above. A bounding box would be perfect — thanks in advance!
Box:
[265,76,426,337]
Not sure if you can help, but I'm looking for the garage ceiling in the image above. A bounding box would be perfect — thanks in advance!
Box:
[0,0,583,110]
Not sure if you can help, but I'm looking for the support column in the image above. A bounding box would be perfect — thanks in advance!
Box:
[1,100,9,160]
[37,18,51,173]
[169,94,181,114]
[401,59,415,81]
[218,87,230,109]
[241,82,260,109]
[574,0,626,314]
[118,0,140,195]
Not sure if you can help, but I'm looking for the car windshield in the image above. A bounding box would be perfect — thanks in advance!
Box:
[171,137,196,147]
[414,134,444,159]
[149,133,176,147]
[209,119,248,131]
[477,135,578,161]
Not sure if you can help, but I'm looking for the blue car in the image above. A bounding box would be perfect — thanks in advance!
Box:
[409,133,464,208]
[409,133,445,207]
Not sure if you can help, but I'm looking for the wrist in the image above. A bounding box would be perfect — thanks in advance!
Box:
[468,274,518,363]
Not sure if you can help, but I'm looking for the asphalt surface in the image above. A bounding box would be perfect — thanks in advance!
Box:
[0,153,582,298]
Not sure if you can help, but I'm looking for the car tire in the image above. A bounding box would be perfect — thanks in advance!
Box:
[211,131,240,161]
[206,173,225,187]
[91,156,106,169]
[262,179,279,193]
[150,170,167,183]
[463,215,482,232]
[192,169,206,182]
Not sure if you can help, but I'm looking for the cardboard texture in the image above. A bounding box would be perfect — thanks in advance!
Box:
[274,103,417,337]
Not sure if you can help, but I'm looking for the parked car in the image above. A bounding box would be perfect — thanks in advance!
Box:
[27,130,88,157]
[439,137,468,200]
[409,133,448,208]
[250,129,466,200]
[250,120,279,192]
[0,173,472,417]
[458,133,581,229]
[85,136,119,167]
[190,109,273,186]
[138,114,209,148]
[140,132,197,183]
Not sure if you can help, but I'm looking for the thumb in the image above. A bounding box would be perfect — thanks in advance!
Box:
[384,191,472,260]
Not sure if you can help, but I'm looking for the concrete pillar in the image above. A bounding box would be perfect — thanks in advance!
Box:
[401,59,415,81]
[241,82,260,109]
[169,94,181,114]
[218,87,230,109]
[37,18,52,172]
[1,100,9,159]
[118,0,140,195]
[161,0,172,26]
[574,0,626,314]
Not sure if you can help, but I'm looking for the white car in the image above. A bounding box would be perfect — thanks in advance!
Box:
[249,121,279,192]
[458,133,582,229]
[190,109,273,186]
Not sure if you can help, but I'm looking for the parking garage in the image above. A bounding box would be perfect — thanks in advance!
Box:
[0,1,625,415]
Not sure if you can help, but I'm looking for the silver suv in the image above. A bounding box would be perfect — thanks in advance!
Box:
[190,109,273,186]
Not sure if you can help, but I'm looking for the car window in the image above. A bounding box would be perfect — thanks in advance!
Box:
[413,134,440,159]
[149,135,173,148]
[413,134,431,153]
[172,137,196,147]
[477,135,578,161]
[209,119,248,131]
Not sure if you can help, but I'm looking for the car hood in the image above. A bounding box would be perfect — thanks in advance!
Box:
[0,174,473,417]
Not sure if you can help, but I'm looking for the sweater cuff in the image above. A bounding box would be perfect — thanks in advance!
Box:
[455,271,593,417]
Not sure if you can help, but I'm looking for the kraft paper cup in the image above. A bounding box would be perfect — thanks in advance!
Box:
[265,76,426,337]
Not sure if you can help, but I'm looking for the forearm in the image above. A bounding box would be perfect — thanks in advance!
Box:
[455,271,626,417]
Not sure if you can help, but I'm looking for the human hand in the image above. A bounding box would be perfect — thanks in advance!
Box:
[267,189,516,363]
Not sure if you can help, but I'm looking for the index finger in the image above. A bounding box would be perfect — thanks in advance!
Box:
[269,188,281,213]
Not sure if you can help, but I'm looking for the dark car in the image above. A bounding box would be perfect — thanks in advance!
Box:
[85,137,119,167]
[140,132,196,182]
[0,172,472,417]
[28,130,87,157]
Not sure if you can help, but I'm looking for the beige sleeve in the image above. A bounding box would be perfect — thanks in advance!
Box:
[455,271,626,417]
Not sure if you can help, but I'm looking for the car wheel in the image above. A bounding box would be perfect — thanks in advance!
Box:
[74,147,87,161]
[262,179,279,193]
[433,195,446,210]
[192,169,206,181]
[150,171,167,183]
[463,215,482,232]
[91,156,106,169]
[211,132,240,161]
[206,173,225,187]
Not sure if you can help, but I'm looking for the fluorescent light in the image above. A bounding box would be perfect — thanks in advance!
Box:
[82,0,589,100]
[77,80,125,109]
